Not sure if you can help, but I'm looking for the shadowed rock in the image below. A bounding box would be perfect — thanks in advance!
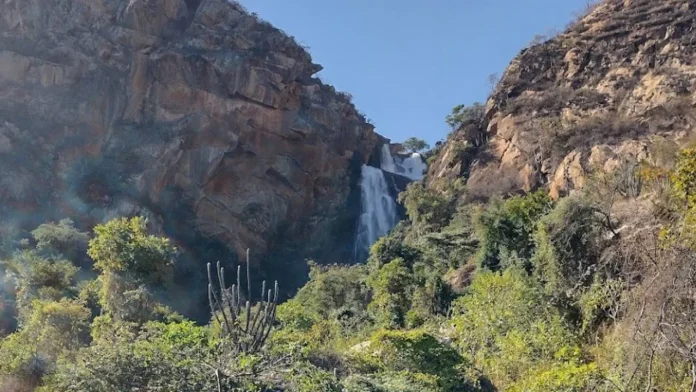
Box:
[0,0,381,271]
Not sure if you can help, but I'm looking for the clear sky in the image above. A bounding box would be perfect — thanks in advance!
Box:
[239,0,590,146]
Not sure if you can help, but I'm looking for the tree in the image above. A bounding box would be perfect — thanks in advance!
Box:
[367,258,413,329]
[31,219,90,266]
[87,217,175,285]
[2,250,78,318]
[451,268,592,390]
[487,73,499,93]
[398,182,455,234]
[402,137,430,153]
[0,298,91,389]
[87,217,176,324]
[368,227,420,270]
[292,262,371,330]
[474,190,553,272]
[531,195,610,299]
[446,102,485,129]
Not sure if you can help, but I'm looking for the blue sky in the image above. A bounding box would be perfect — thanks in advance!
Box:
[240,0,589,146]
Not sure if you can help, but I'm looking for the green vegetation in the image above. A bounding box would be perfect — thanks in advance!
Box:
[2,146,696,391]
[402,137,431,153]
[445,103,485,129]
[473,190,552,271]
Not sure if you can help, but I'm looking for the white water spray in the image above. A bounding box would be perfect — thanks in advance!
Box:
[353,144,428,259]
[380,144,427,181]
[353,165,399,259]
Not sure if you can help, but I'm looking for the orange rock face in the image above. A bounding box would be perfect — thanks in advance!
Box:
[428,0,696,200]
[0,0,381,266]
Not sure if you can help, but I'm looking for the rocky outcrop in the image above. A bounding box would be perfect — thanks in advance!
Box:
[0,0,381,270]
[429,0,696,199]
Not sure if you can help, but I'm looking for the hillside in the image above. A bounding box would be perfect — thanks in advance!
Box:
[0,0,382,284]
[5,0,696,391]
[429,0,696,199]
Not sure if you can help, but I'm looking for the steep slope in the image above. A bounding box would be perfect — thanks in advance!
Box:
[429,0,696,199]
[0,0,381,269]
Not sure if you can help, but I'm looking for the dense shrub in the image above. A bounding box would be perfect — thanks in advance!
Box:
[474,190,553,271]
[399,183,455,234]
[349,329,474,391]
[292,263,372,333]
[2,251,78,318]
[31,219,89,267]
[451,268,590,390]
[46,321,222,392]
[87,217,176,324]
[531,195,610,299]
[505,87,608,115]
[367,259,413,329]
[0,299,90,389]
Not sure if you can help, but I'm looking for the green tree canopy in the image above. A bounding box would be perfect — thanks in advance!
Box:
[87,217,176,285]
[474,190,553,271]
[402,137,430,153]
[452,268,592,390]
[2,250,78,317]
[445,102,485,129]
[31,219,90,265]
[87,217,177,324]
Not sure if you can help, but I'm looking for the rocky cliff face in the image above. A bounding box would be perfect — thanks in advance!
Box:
[0,0,381,272]
[429,0,696,199]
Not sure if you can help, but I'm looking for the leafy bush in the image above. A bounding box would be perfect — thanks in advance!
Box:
[672,147,696,207]
[474,190,553,271]
[46,321,221,392]
[446,103,485,129]
[2,251,78,317]
[349,329,473,391]
[342,371,442,392]
[399,183,455,234]
[507,361,601,392]
[31,219,89,266]
[88,217,176,286]
[368,229,420,270]
[367,259,413,329]
[294,263,371,321]
[87,217,176,324]
[531,195,609,299]
[290,363,341,392]
[452,268,584,389]
[0,298,90,388]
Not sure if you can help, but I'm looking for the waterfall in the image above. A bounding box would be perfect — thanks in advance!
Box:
[380,144,398,174]
[353,144,428,260]
[353,165,399,260]
[380,144,427,181]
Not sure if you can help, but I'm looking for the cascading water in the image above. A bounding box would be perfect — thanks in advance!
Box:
[353,165,399,261]
[380,144,427,181]
[353,144,428,260]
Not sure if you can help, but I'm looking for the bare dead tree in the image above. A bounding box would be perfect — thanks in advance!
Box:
[487,73,499,93]
[207,249,278,354]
